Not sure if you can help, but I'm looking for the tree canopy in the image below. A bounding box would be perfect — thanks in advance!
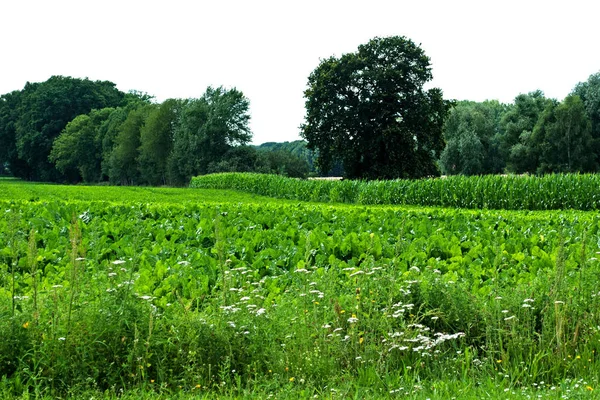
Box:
[301,36,452,180]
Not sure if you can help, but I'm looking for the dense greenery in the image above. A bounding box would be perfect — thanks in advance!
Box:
[0,76,126,181]
[301,36,452,179]
[440,72,600,176]
[2,179,600,399]
[191,172,600,211]
[1,47,599,184]
[1,78,309,185]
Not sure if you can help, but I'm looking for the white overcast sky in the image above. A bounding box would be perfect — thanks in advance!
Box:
[2,0,599,144]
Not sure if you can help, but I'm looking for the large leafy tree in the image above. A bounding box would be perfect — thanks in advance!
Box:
[534,95,595,173]
[49,108,114,182]
[138,99,184,185]
[12,76,124,181]
[108,104,156,185]
[439,100,507,175]
[499,90,552,173]
[572,71,600,165]
[168,87,251,185]
[301,36,452,180]
[0,90,31,177]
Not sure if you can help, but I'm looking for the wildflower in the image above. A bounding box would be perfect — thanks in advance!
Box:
[108,272,117,277]
[504,315,516,321]
[496,359,502,363]
[112,260,126,265]
[289,377,295,382]
[576,355,581,359]
[587,386,593,391]
[23,322,30,329]
[522,304,532,308]
[195,384,201,389]
[554,300,564,304]
[349,270,365,277]
[58,337,66,341]
[359,337,364,344]
[523,298,534,303]
[256,308,266,316]
[347,315,359,324]
[150,379,155,383]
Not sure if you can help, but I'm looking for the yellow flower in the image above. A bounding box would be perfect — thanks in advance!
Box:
[289,377,295,382]
[576,355,581,359]
[22,321,30,329]
[150,379,155,383]
[586,386,593,391]
[195,384,201,389]
[496,359,502,363]
[359,337,364,344]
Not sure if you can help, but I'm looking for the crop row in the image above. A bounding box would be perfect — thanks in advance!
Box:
[190,172,600,210]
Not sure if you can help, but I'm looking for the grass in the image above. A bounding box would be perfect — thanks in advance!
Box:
[2,179,600,398]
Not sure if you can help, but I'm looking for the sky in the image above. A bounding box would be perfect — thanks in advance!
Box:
[2,0,599,145]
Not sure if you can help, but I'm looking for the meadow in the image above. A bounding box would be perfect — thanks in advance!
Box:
[1,177,600,399]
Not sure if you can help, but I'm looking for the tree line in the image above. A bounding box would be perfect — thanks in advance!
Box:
[1,37,599,184]
[0,76,310,184]
[300,36,600,179]
[440,75,600,176]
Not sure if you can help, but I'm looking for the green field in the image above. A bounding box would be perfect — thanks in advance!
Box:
[1,179,600,399]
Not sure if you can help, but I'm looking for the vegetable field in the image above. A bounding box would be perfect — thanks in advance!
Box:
[1,179,600,399]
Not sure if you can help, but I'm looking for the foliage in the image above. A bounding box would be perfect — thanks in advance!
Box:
[49,108,115,182]
[534,95,596,173]
[108,104,156,185]
[168,87,251,185]
[138,99,184,186]
[191,172,600,210]
[301,36,452,179]
[439,100,507,175]
[1,76,125,181]
[572,71,600,165]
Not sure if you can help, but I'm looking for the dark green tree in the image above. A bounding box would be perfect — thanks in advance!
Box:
[49,108,114,182]
[499,90,552,173]
[439,100,507,175]
[0,90,31,178]
[301,36,452,180]
[572,71,600,165]
[12,76,124,181]
[534,95,595,173]
[207,145,260,174]
[138,99,184,185]
[168,87,251,185]
[108,104,155,185]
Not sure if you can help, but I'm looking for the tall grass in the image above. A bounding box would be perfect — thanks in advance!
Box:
[190,172,600,210]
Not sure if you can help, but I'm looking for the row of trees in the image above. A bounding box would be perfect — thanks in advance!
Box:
[440,74,600,176]
[1,36,599,183]
[301,36,600,179]
[0,77,310,185]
